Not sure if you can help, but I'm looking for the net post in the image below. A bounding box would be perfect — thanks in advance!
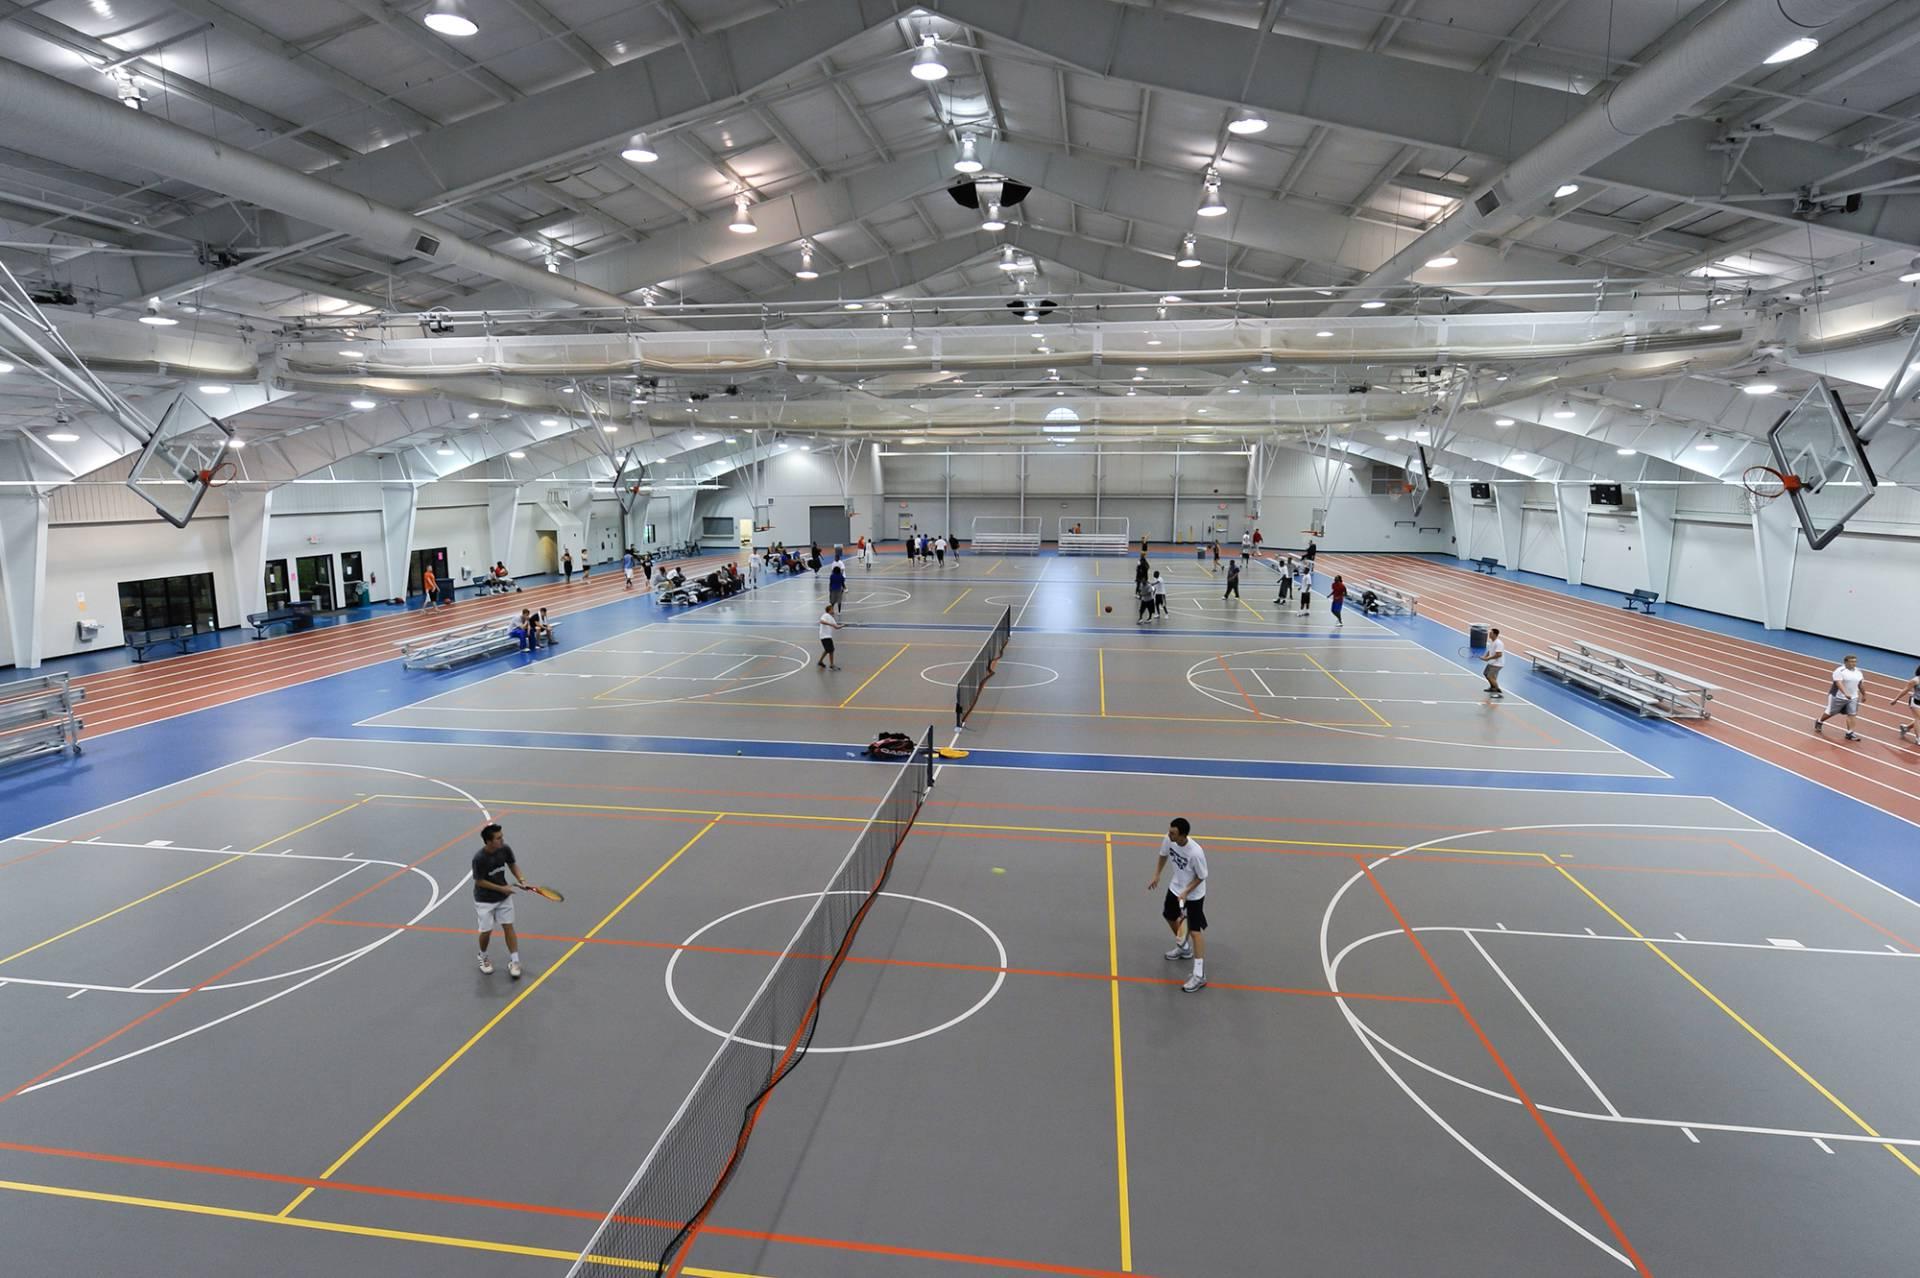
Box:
[924,725,936,788]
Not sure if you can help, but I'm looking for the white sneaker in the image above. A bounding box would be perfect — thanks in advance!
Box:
[478,954,493,975]
[1845,732,1861,742]
[1182,972,1207,993]
[509,958,522,980]
[1814,719,1824,734]
[1164,943,1193,961]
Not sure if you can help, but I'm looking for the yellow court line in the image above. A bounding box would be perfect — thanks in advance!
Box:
[1095,588,1103,617]
[1552,863,1920,1179]
[1301,653,1393,728]
[1236,597,1267,623]
[1103,834,1134,1272]
[0,798,369,968]
[941,588,973,615]
[985,558,1004,576]
[359,793,1547,858]
[838,644,909,709]
[281,819,724,1216]
[594,638,729,702]
[0,1177,763,1276]
[1098,648,1108,718]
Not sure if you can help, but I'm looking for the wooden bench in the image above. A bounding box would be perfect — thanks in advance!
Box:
[1473,557,1500,575]
[0,673,85,765]
[246,602,317,639]
[397,617,531,670]
[1622,588,1660,614]
[124,625,215,662]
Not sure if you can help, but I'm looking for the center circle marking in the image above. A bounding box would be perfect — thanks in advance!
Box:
[919,660,1059,690]
[664,890,1007,1053]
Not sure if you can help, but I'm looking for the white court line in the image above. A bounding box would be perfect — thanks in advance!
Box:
[1247,669,1277,698]
[1464,931,1622,1117]
[1701,795,1920,931]
[1682,1128,1699,1143]
[1815,1138,1835,1154]
[1011,556,1048,629]
[127,863,365,991]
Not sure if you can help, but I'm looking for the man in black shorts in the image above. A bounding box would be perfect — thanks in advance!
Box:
[473,823,530,979]
[1148,817,1209,992]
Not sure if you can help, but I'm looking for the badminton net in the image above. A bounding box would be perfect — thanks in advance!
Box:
[954,606,1012,728]
[566,724,937,1277]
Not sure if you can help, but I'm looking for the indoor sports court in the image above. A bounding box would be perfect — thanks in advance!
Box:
[5,3,1920,1276]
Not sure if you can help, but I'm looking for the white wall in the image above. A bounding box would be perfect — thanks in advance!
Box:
[1467,502,1501,560]
[42,517,236,660]
[1668,520,1762,620]
[1518,503,1565,578]
[696,447,881,550]
[1581,511,1641,593]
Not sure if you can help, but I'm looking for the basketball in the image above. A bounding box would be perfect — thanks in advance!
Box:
[1104,605,1112,613]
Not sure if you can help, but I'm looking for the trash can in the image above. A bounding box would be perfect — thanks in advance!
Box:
[348,580,371,607]
[1468,623,1489,651]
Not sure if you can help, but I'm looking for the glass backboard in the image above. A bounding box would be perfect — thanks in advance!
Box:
[126,394,234,528]
[1407,446,1432,517]
[1768,380,1876,551]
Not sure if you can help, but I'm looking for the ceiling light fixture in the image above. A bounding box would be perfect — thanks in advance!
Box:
[728,195,757,234]
[843,300,864,310]
[1743,381,1778,395]
[953,133,984,174]
[1315,329,1334,338]
[1763,36,1819,64]
[540,418,560,427]
[910,34,949,81]
[1552,399,1576,419]
[1160,294,1182,305]
[466,411,481,420]
[338,347,363,359]
[981,202,1007,232]
[423,0,477,37]
[998,244,1020,271]
[197,383,230,395]
[1616,446,1638,456]
[138,303,177,326]
[724,436,738,444]
[0,361,12,374]
[1197,168,1227,218]
[1696,322,1723,332]
[1494,417,1515,427]
[1359,300,1386,310]
[508,450,527,459]
[621,133,659,163]
[436,442,455,456]
[1424,254,1458,269]
[1177,233,1201,269]
[226,440,246,450]
[1226,107,1268,136]
[1696,436,1720,451]
[350,399,377,410]
[602,423,619,433]
[1554,182,1581,199]
[1899,258,1920,283]
[795,244,819,279]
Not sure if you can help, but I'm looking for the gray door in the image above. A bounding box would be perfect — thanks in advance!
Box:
[809,504,850,549]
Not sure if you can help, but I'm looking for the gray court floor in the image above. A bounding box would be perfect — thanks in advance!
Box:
[4,727,1919,1276]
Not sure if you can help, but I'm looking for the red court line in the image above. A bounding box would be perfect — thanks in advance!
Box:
[0,823,482,1103]
[1722,838,1920,953]
[1213,653,1265,719]
[0,1139,1148,1278]
[1360,864,1651,1276]
[314,919,1452,1005]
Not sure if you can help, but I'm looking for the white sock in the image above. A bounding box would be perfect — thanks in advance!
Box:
[509,951,520,963]
[1192,958,1205,977]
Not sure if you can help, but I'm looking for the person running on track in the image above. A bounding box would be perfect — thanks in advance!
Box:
[1329,575,1347,627]
[1148,817,1209,993]
[1816,653,1866,741]
[1890,664,1920,743]
[473,823,530,979]
[1480,627,1506,699]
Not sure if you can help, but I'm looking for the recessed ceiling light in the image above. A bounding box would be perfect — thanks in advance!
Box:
[1226,107,1268,136]
[1616,446,1638,456]
[540,418,560,427]
[910,35,949,82]
[509,450,526,459]
[1554,182,1580,198]
[1424,255,1458,269]
[602,424,619,432]
[350,399,377,410]
[197,383,230,395]
[620,133,658,163]
[1743,381,1778,395]
[423,0,477,36]
[1315,330,1334,338]
[1494,417,1514,427]
[1763,36,1819,64]
[466,411,481,420]
[45,431,80,443]
[1359,300,1386,310]
[225,439,246,450]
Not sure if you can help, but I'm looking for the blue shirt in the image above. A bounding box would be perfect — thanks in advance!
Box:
[830,566,845,590]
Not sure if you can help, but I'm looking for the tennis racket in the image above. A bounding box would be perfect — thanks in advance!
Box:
[1174,905,1190,945]
[521,884,564,902]
[1457,644,1478,659]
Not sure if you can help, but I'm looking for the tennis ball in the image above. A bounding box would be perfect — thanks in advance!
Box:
[991,866,1006,875]
[736,749,743,755]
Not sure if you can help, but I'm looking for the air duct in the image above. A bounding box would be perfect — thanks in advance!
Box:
[1344,0,1876,304]
[0,59,634,311]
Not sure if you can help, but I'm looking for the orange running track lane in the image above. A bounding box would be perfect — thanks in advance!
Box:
[40,554,739,740]
[1319,553,1920,827]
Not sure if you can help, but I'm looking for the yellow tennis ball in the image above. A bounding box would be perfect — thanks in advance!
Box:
[991,867,1006,875]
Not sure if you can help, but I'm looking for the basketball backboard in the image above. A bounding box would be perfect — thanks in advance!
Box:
[126,394,234,528]
[1407,446,1432,517]
[1768,380,1875,551]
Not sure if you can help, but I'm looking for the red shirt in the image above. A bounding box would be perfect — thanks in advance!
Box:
[1331,580,1346,602]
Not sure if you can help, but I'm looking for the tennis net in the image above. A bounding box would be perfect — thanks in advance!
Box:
[955,606,1012,729]
[566,725,937,1278]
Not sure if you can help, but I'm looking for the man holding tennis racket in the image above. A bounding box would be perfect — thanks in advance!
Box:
[1148,817,1209,993]
[474,823,530,980]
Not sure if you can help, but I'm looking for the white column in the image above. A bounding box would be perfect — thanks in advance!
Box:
[1492,484,1524,568]
[1635,484,1677,597]
[486,481,522,570]
[1751,497,1798,629]
[0,486,49,670]
[1556,486,1590,585]
[225,486,275,618]
[1245,442,1260,519]
[1447,482,1475,561]
[377,478,418,604]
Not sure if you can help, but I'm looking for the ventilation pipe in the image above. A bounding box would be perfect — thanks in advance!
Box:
[0,59,634,311]
[1344,0,1876,304]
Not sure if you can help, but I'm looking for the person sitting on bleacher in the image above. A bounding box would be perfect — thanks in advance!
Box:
[532,608,554,647]
[512,608,534,652]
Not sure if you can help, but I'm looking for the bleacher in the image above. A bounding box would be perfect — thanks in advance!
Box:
[1057,516,1131,556]
[1530,639,1717,719]
[970,516,1042,555]
[1348,578,1419,616]
[0,673,85,766]
[397,614,558,670]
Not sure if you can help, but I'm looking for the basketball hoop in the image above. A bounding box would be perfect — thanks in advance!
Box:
[1402,481,1415,495]
[1742,464,1801,504]
[197,461,238,488]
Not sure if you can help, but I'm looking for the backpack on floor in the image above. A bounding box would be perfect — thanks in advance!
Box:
[865,732,917,760]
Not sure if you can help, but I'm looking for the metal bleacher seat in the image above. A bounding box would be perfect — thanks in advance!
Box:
[0,673,85,766]
[396,617,529,670]
[1530,640,1717,719]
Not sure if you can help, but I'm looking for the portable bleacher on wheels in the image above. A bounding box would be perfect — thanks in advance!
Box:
[1057,516,1131,556]
[969,516,1042,555]
[0,673,85,766]
[1529,639,1717,719]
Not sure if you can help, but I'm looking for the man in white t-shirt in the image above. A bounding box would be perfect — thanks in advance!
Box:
[1147,816,1210,992]
[1815,653,1865,741]
[1240,530,1252,562]
[1480,627,1506,699]
[816,603,843,671]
